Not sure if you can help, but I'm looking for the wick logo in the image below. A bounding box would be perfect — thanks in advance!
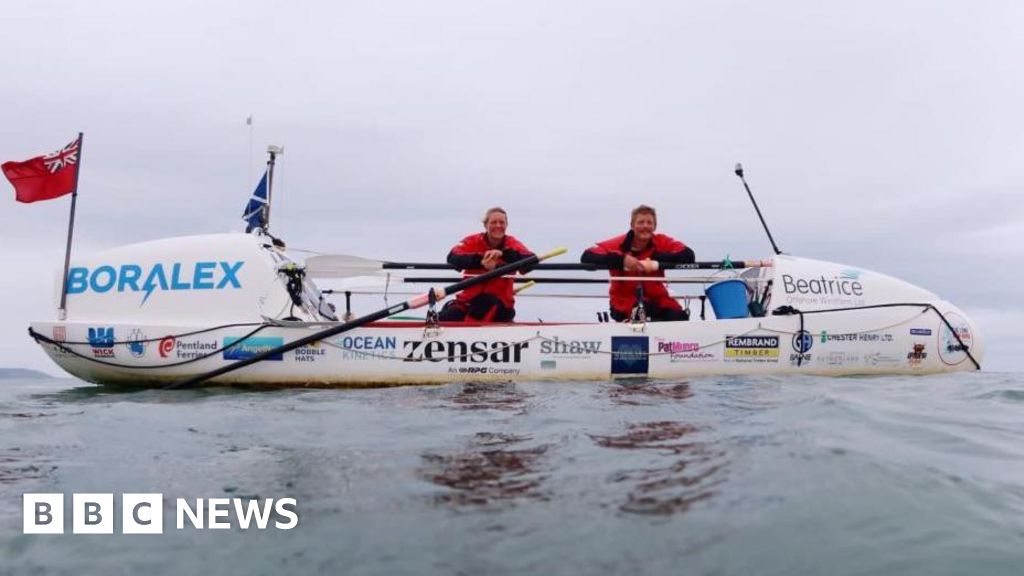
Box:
[88,327,116,358]
[88,327,114,348]
[23,493,298,534]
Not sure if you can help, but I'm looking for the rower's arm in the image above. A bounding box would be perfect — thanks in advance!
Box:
[581,247,625,269]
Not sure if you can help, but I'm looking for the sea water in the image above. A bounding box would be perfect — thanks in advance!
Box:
[1,372,1022,575]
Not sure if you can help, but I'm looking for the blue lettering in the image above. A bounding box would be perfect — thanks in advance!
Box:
[89,265,116,293]
[217,261,244,289]
[193,261,216,289]
[340,336,396,350]
[118,265,142,292]
[67,267,88,294]
[142,264,169,305]
[170,263,192,290]
[67,260,246,304]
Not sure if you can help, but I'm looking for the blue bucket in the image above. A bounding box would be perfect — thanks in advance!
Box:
[705,279,750,319]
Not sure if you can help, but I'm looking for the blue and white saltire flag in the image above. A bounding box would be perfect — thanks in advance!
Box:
[242,170,268,233]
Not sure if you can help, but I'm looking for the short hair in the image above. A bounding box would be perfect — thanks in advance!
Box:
[630,204,657,225]
[482,206,508,224]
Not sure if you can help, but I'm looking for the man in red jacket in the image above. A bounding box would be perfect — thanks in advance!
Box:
[581,204,695,322]
[438,207,535,322]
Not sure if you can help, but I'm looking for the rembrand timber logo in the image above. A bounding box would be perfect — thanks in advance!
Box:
[23,493,297,534]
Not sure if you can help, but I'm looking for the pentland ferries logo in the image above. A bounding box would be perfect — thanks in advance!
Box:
[66,261,245,305]
[23,493,297,534]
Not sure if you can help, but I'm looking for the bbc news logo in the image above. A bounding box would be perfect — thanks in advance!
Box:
[23,493,298,534]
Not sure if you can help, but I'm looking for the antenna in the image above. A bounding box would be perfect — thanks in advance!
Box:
[734,163,783,255]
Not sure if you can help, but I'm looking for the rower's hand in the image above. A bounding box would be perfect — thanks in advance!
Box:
[638,259,660,273]
[482,249,503,270]
[623,254,641,273]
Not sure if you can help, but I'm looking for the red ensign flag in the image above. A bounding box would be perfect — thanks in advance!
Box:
[2,137,81,203]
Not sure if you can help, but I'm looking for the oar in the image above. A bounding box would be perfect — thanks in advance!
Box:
[390,276,729,284]
[305,253,771,277]
[168,247,567,389]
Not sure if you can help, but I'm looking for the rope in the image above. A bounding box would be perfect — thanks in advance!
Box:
[27,323,272,370]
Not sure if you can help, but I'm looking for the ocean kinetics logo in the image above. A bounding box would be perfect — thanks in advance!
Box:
[65,261,245,305]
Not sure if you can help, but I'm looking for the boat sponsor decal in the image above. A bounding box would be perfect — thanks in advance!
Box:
[819,331,893,344]
[158,336,176,358]
[907,343,928,367]
[88,327,115,358]
[724,335,779,362]
[938,313,973,366]
[294,341,326,362]
[790,330,813,365]
[447,366,522,376]
[223,337,285,361]
[780,271,866,307]
[339,336,397,350]
[127,329,147,358]
[910,328,932,336]
[65,261,245,305]
[51,326,71,356]
[159,337,218,360]
[825,351,861,366]
[402,340,529,364]
[541,360,557,370]
[540,337,602,358]
[329,335,399,361]
[655,339,715,362]
[863,352,902,367]
[611,336,649,375]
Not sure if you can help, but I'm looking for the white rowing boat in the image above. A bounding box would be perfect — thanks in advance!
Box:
[28,232,982,387]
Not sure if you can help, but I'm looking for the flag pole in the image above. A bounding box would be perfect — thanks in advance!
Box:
[264,145,282,232]
[57,132,84,321]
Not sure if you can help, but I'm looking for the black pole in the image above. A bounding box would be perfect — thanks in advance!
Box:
[734,163,783,255]
[264,147,279,231]
[58,132,84,320]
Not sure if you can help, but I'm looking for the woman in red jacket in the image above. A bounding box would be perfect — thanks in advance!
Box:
[581,205,695,322]
[438,207,534,322]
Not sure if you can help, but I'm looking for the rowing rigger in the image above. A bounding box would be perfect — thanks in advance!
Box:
[304,255,772,278]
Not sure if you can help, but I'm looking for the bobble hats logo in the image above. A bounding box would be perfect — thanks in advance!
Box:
[23,493,298,534]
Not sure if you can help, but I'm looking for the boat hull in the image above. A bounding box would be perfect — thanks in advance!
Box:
[30,302,982,387]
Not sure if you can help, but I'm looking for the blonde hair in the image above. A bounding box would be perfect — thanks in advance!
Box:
[630,204,657,225]
[482,206,508,224]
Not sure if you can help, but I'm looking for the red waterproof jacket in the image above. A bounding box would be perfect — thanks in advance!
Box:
[581,231,694,315]
[447,233,534,309]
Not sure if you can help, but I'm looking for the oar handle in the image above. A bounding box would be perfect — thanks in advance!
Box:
[407,248,567,308]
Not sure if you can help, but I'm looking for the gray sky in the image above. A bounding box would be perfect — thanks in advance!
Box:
[3,0,1021,373]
